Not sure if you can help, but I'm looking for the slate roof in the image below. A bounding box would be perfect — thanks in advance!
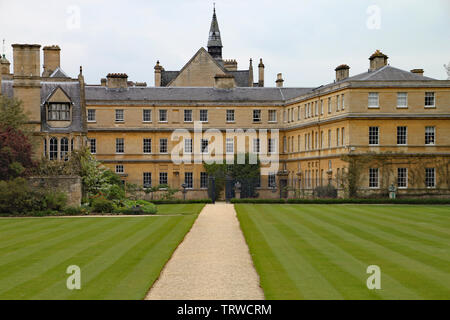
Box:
[1,80,84,133]
[345,65,436,82]
[160,71,179,87]
[228,70,251,87]
[85,86,313,103]
[49,67,69,78]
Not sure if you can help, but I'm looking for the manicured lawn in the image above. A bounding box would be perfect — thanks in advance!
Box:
[0,204,204,300]
[235,204,450,300]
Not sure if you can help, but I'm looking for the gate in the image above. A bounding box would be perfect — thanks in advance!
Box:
[279,179,288,198]
[208,176,216,203]
[225,175,235,202]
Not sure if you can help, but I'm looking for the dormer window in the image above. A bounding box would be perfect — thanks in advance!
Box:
[48,103,70,121]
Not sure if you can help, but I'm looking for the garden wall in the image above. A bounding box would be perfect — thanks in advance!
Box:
[28,176,82,206]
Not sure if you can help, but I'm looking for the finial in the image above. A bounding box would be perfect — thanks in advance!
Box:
[2,39,5,58]
[79,66,83,75]
[213,2,216,13]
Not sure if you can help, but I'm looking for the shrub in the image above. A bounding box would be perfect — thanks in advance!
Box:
[43,192,68,211]
[0,178,45,214]
[64,205,91,215]
[314,185,338,198]
[117,200,157,215]
[91,196,114,213]
[151,199,213,204]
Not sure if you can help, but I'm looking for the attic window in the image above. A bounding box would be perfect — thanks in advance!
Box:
[48,103,70,121]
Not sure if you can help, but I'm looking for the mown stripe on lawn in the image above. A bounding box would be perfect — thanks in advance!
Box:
[66,217,184,299]
[326,206,450,261]
[298,206,450,299]
[0,218,126,296]
[281,205,422,300]
[0,218,90,252]
[260,205,381,300]
[24,217,171,300]
[239,204,343,300]
[349,206,450,236]
[236,205,305,300]
[102,216,197,299]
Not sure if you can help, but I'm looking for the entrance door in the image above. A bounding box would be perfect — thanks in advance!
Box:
[279,179,288,198]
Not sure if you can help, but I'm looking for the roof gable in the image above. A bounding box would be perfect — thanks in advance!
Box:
[167,47,228,87]
[45,86,72,103]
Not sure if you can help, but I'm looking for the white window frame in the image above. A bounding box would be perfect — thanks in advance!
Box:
[184,172,193,189]
[226,138,234,154]
[425,126,435,145]
[184,109,193,123]
[425,168,435,188]
[115,109,124,122]
[201,139,209,154]
[115,138,124,154]
[268,109,277,122]
[159,109,168,122]
[397,126,408,145]
[253,109,261,122]
[397,168,408,189]
[369,168,379,189]
[115,164,124,174]
[87,109,96,122]
[143,172,152,188]
[143,138,152,154]
[200,172,208,189]
[200,109,208,122]
[159,138,168,154]
[89,138,96,154]
[369,126,379,146]
[226,109,235,123]
[253,138,260,154]
[368,92,379,108]
[184,138,193,154]
[397,92,408,108]
[143,109,152,122]
[425,92,435,108]
[159,172,168,185]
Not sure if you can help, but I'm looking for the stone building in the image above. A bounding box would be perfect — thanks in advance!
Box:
[1,9,449,199]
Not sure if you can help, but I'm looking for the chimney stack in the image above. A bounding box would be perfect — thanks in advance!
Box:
[258,58,265,87]
[0,54,10,75]
[335,64,350,82]
[369,50,388,71]
[410,69,424,76]
[248,58,254,87]
[12,44,42,124]
[42,45,61,77]
[154,60,162,87]
[106,73,128,89]
[276,73,284,88]
[214,74,235,89]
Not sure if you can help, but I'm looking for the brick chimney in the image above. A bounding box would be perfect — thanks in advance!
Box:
[42,45,61,77]
[154,61,162,87]
[410,69,424,76]
[258,58,265,87]
[106,73,128,88]
[214,74,235,89]
[276,73,284,88]
[369,50,388,71]
[335,64,350,82]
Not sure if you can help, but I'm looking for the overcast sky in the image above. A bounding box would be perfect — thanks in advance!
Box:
[1,0,449,87]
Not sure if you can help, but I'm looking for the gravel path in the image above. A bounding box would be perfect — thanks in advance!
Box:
[145,202,264,300]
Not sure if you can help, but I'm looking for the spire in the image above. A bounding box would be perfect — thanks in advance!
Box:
[207,5,223,60]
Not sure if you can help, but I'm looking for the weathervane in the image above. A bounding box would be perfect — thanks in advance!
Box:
[2,39,5,57]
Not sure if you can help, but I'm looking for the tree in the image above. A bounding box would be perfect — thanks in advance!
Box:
[0,96,29,131]
[0,127,35,180]
[203,153,261,199]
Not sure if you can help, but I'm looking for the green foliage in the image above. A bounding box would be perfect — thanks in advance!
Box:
[151,199,213,204]
[203,153,261,200]
[314,184,338,198]
[126,183,141,200]
[91,196,115,213]
[0,96,29,131]
[0,178,67,215]
[63,205,91,215]
[34,147,125,201]
[114,199,157,215]
[157,184,179,200]
[231,198,450,205]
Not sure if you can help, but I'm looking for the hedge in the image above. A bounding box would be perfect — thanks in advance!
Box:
[231,198,450,205]
[151,199,213,204]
